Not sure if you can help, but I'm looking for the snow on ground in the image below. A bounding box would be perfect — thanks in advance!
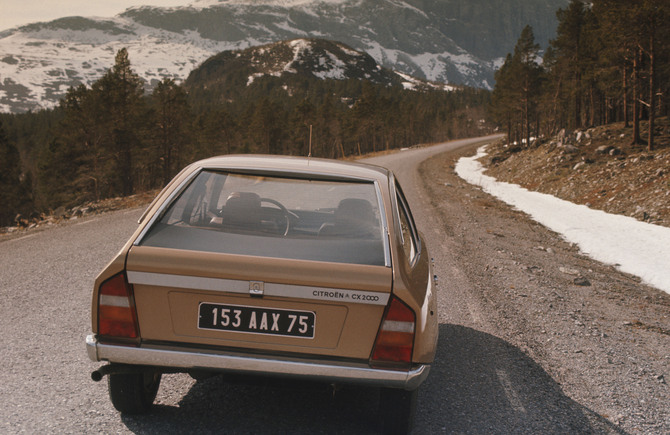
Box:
[0,22,240,111]
[456,146,670,295]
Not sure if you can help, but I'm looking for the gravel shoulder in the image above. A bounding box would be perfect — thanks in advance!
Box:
[419,142,670,434]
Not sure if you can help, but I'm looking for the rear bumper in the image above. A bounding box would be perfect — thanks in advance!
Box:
[86,335,429,390]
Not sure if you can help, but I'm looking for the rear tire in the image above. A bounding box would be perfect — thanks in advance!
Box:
[108,370,161,414]
[379,387,418,434]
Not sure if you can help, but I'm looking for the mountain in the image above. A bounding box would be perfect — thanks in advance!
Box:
[183,38,454,99]
[0,0,569,113]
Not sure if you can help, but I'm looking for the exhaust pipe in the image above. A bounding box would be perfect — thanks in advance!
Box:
[91,364,115,382]
[90,364,142,381]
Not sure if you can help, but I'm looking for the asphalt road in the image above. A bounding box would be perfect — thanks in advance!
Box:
[364,137,501,331]
[1,136,665,433]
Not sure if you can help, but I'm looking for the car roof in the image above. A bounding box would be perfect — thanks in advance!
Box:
[192,155,391,182]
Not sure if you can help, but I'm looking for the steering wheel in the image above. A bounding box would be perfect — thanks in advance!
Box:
[260,198,292,236]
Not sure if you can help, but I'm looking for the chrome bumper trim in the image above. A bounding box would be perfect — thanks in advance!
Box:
[86,335,429,390]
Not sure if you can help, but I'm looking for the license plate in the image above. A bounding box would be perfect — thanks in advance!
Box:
[198,303,315,338]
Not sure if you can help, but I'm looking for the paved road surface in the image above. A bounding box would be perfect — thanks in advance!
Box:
[2,136,664,433]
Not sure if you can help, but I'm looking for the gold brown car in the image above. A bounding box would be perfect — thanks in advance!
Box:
[86,155,438,432]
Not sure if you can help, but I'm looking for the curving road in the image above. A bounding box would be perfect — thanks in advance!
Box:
[363,137,502,325]
[1,136,665,433]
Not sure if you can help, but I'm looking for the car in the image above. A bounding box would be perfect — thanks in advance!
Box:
[86,154,438,433]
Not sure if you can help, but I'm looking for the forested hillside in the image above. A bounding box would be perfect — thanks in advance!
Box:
[489,0,668,150]
[0,42,489,227]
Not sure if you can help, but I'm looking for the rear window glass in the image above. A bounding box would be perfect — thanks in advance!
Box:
[139,170,387,266]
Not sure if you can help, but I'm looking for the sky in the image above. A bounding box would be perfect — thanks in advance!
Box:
[0,0,191,31]
[456,147,670,296]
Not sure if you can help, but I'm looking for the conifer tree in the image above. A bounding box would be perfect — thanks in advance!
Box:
[93,48,145,195]
[248,98,284,154]
[350,82,382,154]
[150,78,191,185]
[594,0,667,149]
[513,25,542,146]
[490,54,518,144]
[192,108,238,158]
[0,120,30,226]
[55,84,105,202]
[490,26,542,146]
[548,0,587,131]
[635,0,668,150]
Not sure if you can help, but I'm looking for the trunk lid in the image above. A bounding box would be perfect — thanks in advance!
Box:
[127,246,392,360]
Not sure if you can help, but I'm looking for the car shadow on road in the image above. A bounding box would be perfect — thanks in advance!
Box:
[415,324,625,434]
[121,324,626,434]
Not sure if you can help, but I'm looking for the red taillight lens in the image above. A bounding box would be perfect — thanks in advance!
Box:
[97,272,139,339]
[371,296,415,368]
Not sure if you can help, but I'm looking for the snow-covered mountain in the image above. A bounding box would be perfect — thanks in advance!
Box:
[183,38,455,98]
[0,0,567,113]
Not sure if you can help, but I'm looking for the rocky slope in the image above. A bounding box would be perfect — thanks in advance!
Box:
[483,117,670,228]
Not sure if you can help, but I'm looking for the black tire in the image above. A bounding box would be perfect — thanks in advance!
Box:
[379,387,418,435]
[108,370,161,414]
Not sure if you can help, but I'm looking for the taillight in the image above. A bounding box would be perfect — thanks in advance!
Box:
[97,272,139,340]
[371,296,415,369]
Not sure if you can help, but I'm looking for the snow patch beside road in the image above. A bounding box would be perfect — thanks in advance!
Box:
[456,146,670,295]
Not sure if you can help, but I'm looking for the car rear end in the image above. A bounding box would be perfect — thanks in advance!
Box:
[86,156,434,432]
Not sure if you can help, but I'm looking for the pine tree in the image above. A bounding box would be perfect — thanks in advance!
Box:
[55,84,106,202]
[490,26,543,146]
[593,0,667,149]
[513,25,542,146]
[0,120,30,226]
[248,98,284,154]
[150,78,191,185]
[350,82,382,154]
[548,0,588,131]
[93,48,145,195]
[490,54,518,144]
[636,0,668,150]
[192,108,238,158]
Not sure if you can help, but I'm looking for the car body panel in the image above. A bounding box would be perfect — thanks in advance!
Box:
[89,155,438,391]
[125,246,392,358]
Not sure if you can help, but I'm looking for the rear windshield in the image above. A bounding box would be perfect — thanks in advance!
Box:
[139,170,387,266]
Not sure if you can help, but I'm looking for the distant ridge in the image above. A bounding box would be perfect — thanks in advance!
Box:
[183,38,454,96]
[0,0,568,113]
